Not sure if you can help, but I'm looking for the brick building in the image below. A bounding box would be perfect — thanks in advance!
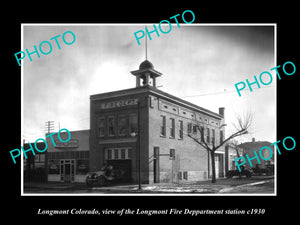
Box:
[89,60,227,184]
[238,138,274,170]
[46,129,89,183]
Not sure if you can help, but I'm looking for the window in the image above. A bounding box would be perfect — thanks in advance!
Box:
[97,117,105,137]
[105,148,132,160]
[212,129,215,145]
[170,149,175,160]
[183,171,188,180]
[121,149,126,159]
[107,149,112,160]
[220,130,224,144]
[127,148,132,159]
[178,171,182,180]
[170,118,175,138]
[77,159,89,174]
[114,149,119,159]
[118,115,127,136]
[160,115,166,136]
[149,96,154,108]
[187,122,192,133]
[179,120,183,139]
[200,126,205,142]
[129,114,138,133]
[108,116,115,136]
[192,124,197,134]
[207,128,210,143]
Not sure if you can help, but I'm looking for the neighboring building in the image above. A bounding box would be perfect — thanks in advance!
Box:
[225,142,244,172]
[23,142,46,182]
[238,138,274,169]
[89,59,227,184]
[46,129,89,183]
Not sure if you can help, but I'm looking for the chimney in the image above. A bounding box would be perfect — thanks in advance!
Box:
[219,107,225,117]
[252,138,255,143]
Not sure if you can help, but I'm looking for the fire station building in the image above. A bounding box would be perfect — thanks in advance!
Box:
[89,60,227,184]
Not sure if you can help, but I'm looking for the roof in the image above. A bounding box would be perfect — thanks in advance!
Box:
[238,141,273,151]
[139,60,154,70]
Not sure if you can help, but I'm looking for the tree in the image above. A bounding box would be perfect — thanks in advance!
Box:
[230,139,245,179]
[187,110,253,183]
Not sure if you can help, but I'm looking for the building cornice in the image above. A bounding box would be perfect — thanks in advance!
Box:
[90,86,223,120]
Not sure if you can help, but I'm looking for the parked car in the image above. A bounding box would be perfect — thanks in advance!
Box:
[226,169,252,178]
[250,165,272,176]
[85,164,126,187]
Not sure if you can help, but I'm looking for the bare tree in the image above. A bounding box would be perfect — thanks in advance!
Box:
[187,110,253,183]
[230,139,245,179]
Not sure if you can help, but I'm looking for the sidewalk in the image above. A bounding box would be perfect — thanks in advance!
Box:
[24,176,274,194]
[94,176,274,193]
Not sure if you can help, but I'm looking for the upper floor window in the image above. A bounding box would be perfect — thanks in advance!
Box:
[220,130,224,144]
[129,114,138,134]
[160,115,166,136]
[97,117,105,137]
[170,118,175,138]
[179,120,183,139]
[212,129,215,145]
[118,115,127,136]
[192,124,197,134]
[107,116,115,136]
[187,122,192,134]
[200,126,205,142]
[207,128,210,143]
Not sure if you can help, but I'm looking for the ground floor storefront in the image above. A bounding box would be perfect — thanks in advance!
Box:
[47,151,89,183]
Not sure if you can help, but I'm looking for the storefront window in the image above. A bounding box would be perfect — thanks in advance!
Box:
[48,160,60,174]
[77,159,89,174]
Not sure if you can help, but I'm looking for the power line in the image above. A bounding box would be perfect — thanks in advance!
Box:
[180,85,274,98]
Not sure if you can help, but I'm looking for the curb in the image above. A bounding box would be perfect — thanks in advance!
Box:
[219,179,274,193]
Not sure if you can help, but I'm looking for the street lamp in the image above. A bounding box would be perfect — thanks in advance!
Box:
[130,101,142,190]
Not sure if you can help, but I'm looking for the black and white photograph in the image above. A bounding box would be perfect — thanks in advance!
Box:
[4,4,298,221]
[21,24,276,195]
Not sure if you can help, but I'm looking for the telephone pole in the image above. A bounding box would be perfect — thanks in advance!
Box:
[44,121,54,182]
[45,121,55,134]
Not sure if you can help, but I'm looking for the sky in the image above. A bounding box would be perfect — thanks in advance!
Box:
[22,24,276,143]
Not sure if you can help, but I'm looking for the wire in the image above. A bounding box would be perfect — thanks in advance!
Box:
[180,85,274,98]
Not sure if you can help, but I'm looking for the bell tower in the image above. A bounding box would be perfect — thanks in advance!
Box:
[130,60,162,88]
[131,26,162,88]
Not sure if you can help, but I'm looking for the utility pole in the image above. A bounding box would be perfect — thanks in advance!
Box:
[44,121,54,182]
[45,121,55,134]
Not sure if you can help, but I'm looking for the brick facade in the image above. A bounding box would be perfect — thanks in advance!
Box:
[89,85,226,184]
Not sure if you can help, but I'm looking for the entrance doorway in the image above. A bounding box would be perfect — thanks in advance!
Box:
[106,160,132,182]
[60,159,75,182]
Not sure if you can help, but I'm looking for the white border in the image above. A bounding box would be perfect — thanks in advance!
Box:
[21,23,277,196]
